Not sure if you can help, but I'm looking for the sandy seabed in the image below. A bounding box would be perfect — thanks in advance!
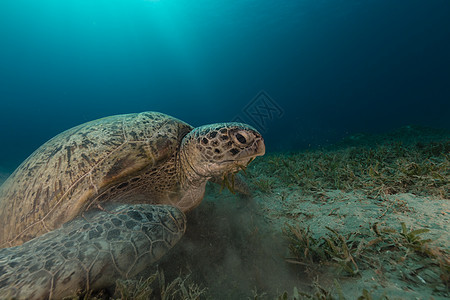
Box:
[160,126,450,299]
[156,185,448,299]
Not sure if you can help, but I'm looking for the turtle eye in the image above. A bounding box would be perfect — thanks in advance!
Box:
[232,130,252,146]
[236,133,246,144]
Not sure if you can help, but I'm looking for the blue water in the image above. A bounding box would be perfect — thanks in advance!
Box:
[1,0,449,169]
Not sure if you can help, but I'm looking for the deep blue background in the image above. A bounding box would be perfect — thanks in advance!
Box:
[1,0,449,169]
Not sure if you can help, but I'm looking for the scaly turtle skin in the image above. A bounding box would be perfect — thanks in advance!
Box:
[0,111,265,299]
[0,204,185,300]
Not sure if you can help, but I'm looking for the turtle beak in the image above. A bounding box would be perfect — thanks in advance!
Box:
[255,138,265,157]
[242,136,265,159]
[227,137,264,170]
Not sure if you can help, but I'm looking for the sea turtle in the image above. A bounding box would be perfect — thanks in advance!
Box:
[0,111,265,299]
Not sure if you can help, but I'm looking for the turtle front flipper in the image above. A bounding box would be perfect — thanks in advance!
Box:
[0,204,186,300]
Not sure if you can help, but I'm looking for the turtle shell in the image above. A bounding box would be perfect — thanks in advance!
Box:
[0,112,193,248]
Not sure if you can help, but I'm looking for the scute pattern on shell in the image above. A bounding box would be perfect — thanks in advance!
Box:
[0,112,192,248]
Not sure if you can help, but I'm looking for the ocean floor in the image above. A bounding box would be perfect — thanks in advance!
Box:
[158,125,450,300]
[0,125,448,299]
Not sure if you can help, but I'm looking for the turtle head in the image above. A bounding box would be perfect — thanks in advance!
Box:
[180,123,265,180]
